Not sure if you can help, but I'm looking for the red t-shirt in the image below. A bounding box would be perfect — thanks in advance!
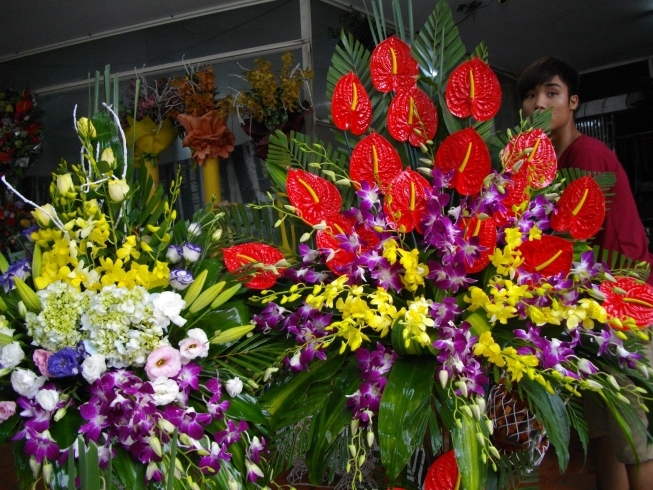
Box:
[558,134,653,284]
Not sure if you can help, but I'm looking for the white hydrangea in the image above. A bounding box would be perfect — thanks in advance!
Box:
[25,281,94,352]
[81,285,166,368]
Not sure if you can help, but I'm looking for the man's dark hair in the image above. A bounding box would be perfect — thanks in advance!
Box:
[517,57,580,101]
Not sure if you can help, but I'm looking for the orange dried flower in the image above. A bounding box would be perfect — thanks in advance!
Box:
[177,111,236,164]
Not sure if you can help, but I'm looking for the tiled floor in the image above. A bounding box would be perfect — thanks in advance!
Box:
[0,440,596,490]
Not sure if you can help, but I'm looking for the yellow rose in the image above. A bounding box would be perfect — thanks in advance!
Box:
[76,117,96,139]
[108,179,130,202]
[56,173,74,195]
[100,147,115,168]
[32,204,57,227]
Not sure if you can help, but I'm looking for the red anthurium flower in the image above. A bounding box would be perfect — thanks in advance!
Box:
[223,242,285,290]
[445,57,501,122]
[370,35,418,93]
[501,129,557,189]
[332,72,372,135]
[601,277,653,329]
[424,450,460,490]
[316,215,356,275]
[434,127,491,195]
[350,132,403,192]
[460,215,497,273]
[550,176,605,240]
[15,90,33,116]
[286,169,342,225]
[517,235,573,277]
[384,169,431,233]
[387,87,438,147]
[493,171,530,226]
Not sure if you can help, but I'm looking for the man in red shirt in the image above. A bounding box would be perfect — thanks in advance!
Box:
[519,57,653,490]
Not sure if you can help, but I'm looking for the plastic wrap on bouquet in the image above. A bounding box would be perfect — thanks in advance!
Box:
[124,116,177,185]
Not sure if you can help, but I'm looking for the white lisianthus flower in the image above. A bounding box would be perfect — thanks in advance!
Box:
[0,342,25,369]
[36,389,60,411]
[151,291,187,328]
[166,245,183,264]
[187,222,202,237]
[81,354,107,384]
[150,377,180,406]
[11,369,46,399]
[187,328,208,344]
[179,335,209,362]
[108,179,130,202]
[225,378,243,397]
[182,243,202,263]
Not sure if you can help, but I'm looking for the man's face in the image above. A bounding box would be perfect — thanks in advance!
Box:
[521,75,578,133]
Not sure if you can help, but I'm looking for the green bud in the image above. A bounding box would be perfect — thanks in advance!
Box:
[14,277,41,312]
[210,284,242,309]
[183,269,208,307]
[189,281,226,313]
[210,324,255,344]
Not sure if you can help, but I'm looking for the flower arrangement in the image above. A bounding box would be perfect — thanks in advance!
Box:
[216,51,314,159]
[0,88,43,165]
[120,75,179,194]
[0,200,35,254]
[207,3,653,488]
[217,51,314,131]
[0,105,280,489]
[169,64,236,205]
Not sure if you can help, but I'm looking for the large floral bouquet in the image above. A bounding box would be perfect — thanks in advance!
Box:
[0,200,35,254]
[210,2,653,489]
[0,105,279,489]
[0,88,43,165]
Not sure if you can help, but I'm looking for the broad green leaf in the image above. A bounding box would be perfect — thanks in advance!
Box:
[0,414,20,443]
[226,394,269,426]
[379,356,437,481]
[451,411,488,490]
[111,447,147,490]
[305,357,361,484]
[196,303,251,342]
[261,352,347,428]
[521,377,570,472]
[50,409,83,449]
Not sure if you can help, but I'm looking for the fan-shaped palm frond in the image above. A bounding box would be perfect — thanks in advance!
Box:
[215,201,298,256]
[266,129,355,209]
[594,245,651,281]
[412,0,467,98]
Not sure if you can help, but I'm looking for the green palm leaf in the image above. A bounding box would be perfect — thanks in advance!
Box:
[412,0,467,98]
[266,129,355,209]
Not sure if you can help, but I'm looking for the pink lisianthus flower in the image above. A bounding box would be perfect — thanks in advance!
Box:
[0,401,16,422]
[145,346,182,381]
[178,329,209,364]
[33,349,54,377]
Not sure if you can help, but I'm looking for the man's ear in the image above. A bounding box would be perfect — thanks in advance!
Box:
[570,94,579,111]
